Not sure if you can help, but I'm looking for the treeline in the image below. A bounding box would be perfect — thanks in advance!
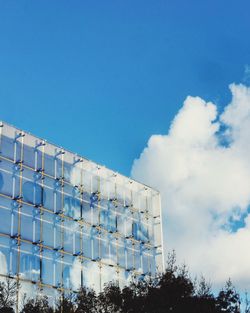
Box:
[0,253,248,313]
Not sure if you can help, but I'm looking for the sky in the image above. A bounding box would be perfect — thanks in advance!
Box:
[1,0,250,292]
[132,83,250,291]
[0,0,250,175]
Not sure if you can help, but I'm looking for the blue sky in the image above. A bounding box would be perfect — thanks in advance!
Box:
[0,0,250,176]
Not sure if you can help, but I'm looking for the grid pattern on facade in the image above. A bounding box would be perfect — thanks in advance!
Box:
[0,122,163,311]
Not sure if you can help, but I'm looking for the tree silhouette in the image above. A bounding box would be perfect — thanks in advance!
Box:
[20,296,53,313]
[97,283,122,313]
[0,277,17,309]
[216,279,241,313]
[75,287,96,313]
[55,294,75,313]
[0,251,245,313]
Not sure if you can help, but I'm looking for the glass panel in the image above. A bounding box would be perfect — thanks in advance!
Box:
[0,159,20,198]
[82,225,92,259]
[73,226,81,256]
[82,193,91,223]
[101,263,117,289]
[134,242,141,270]
[44,143,56,177]
[109,238,117,265]
[1,135,15,160]
[55,153,63,179]
[148,248,156,276]
[43,212,62,249]
[43,176,55,212]
[83,260,100,293]
[142,248,149,274]
[44,153,54,177]
[117,238,126,268]
[82,168,91,193]
[64,219,77,254]
[117,207,125,235]
[20,242,40,282]
[42,249,61,287]
[63,185,81,219]
[0,198,18,236]
[116,183,124,205]
[43,176,63,214]
[100,232,109,260]
[126,241,134,270]
[69,256,82,291]
[125,185,132,207]
[23,142,36,169]
[40,287,59,310]
[118,268,127,289]
[0,123,163,302]
[0,237,12,275]
[124,210,132,238]
[92,233,100,261]
[62,254,73,289]
[0,171,3,194]
[21,204,40,243]
[22,168,44,206]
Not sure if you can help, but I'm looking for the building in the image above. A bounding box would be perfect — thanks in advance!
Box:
[0,121,164,311]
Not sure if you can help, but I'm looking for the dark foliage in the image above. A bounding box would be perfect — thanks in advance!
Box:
[216,279,241,313]
[0,308,14,313]
[55,294,75,313]
[0,252,244,312]
[20,296,53,313]
[75,287,96,313]
[0,277,17,309]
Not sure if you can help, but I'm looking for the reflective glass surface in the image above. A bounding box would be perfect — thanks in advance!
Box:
[0,122,163,310]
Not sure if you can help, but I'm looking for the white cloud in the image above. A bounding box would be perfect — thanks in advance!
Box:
[131,83,250,290]
[70,258,121,293]
[70,258,82,290]
[0,251,7,275]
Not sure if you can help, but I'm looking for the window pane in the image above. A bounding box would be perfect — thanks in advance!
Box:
[20,242,40,282]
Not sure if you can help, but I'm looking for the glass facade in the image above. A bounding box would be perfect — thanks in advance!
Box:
[0,121,163,311]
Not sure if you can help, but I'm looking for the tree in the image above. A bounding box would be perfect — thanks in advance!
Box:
[216,279,241,313]
[192,276,218,313]
[75,287,96,313]
[0,250,245,313]
[20,296,53,313]
[55,294,75,313]
[121,278,150,313]
[140,251,219,313]
[243,292,250,313]
[97,282,122,313]
[0,277,17,309]
[0,307,14,313]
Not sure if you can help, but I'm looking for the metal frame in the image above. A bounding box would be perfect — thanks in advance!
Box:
[0,121,164,312]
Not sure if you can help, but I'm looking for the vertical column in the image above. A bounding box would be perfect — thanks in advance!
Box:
[97,167,101,291]
[16,132,24,313]
[99,261,102,293]
[79,161,84,289]
[145,190,150,275]
[39,141,45,298]
[0,122,3,154]
[60,151,65,313]
[145,192,149,274]
[80,223,84,289]
[132,188,136,277]
[158,192,165,272]
[114,174,119,285]
[132,239,135,273]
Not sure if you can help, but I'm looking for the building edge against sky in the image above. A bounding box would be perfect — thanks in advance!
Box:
[0,121,164,311]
